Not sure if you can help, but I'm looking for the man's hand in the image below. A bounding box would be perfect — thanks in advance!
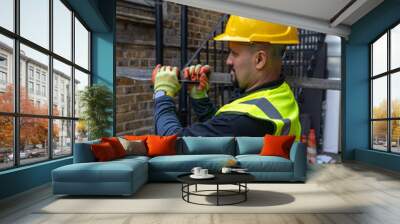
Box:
[152,64,181,97]
[183,64,210,99]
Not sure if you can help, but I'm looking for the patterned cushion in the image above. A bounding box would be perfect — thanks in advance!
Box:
[118,137,147,156]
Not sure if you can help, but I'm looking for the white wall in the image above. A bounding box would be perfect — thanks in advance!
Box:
[323,35,341,153]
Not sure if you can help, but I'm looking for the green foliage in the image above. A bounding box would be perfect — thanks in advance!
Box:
[79,84,113,140]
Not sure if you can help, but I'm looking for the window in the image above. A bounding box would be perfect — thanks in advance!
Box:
[28,81,34,94]
[42,85,46,97]
[53,120,72,158]
[20,0,49,49]
[35,70,41,81]
[28,67,34,80]
[0,0,14,32]
[0,71,6,85]
[370,23,400,154]
[75,17,89,70]
[53,59,72,117]
[0,0,91,170]
[0,55,6,67]
[0,34,13,113]
[0,116,13,170]
[74,69,89,119]
[36,83,40,95]
[53,0,72,60]
[0,55,7,86]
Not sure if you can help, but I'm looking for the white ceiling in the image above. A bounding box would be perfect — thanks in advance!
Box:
[165,0,384,38]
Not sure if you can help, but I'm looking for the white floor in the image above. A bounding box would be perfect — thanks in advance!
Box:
[1,162,400,224]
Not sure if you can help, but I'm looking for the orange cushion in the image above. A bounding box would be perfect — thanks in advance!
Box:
[260,135,296,159]
[91,142,118,161]
[146,135,177,157]
[101,137,127,158]
[124,135,148,141]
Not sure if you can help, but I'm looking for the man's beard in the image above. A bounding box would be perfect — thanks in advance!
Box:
[231,74,239,89]
[229,66,240,90]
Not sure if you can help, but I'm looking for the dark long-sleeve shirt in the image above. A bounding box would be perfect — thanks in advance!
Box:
[154,78,285,137]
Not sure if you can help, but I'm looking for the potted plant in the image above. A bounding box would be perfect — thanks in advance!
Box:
[79,84,113,140]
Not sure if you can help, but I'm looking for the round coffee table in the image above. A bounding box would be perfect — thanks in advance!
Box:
[177,172,255,206]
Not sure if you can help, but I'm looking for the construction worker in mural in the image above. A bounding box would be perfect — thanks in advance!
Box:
[152,15,301,139]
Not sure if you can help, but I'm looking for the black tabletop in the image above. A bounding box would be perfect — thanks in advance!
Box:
[177,172,255,185]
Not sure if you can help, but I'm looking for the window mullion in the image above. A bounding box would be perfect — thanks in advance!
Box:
[13,0,20,167]
[71,10,76,154]
[388,29,391,152]
[49,0,54,160]
[370,45,373,149]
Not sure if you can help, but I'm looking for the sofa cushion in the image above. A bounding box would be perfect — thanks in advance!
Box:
[52,158,147,183]
[236,137,264,155]
[91,142,118,162]
[101,137,127,158]
[115,155,150,163]
[148,154,235,172]
[260,135,296,159]
[118,137,147,156]
[124,135,148,142]
[180,137,235,155]
[236,155,293,172]
[147,135,177,157]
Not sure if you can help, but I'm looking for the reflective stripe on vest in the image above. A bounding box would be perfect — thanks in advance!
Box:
[240,98,291,135]
[215,82,301,139]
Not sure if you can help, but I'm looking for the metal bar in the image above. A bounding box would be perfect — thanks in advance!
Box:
[112,0,116,136]
[245,183,247,201]
[14,0,20,167]
[369,42,373,148]
[154,0,164,133]
[217,184,219,206]
[371,118,400,121]
[187,97,191,125]
[0,112,80,119]
[196,52,200,64]
[213,32,217,72]
[71,8,76,146]
[371,67,400,79]
[214,83,217,104]
[184,15,227,68]
[155,0,163,65]
[116,67,340,90]
[187,184,190,201]
[388,28,391,153]
[206,40,209,65]
[49,0,54,160]
[220,21,225,73]
[179,5,188,127]
[220,84,225,105]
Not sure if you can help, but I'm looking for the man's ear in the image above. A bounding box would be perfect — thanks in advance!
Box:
[255,51,267,70]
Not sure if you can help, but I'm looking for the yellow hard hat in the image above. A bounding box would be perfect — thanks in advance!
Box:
[214,15,299,45]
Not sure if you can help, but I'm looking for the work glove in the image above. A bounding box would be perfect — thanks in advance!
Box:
[152,64,181,97]
[183,64,210,99]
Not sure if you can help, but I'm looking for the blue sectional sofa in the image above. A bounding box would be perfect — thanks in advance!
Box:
[52,137,306,196]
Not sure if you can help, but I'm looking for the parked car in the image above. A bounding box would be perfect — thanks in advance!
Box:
[7,153,13,161]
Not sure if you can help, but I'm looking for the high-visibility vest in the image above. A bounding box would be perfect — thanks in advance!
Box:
[215,82,301,140]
